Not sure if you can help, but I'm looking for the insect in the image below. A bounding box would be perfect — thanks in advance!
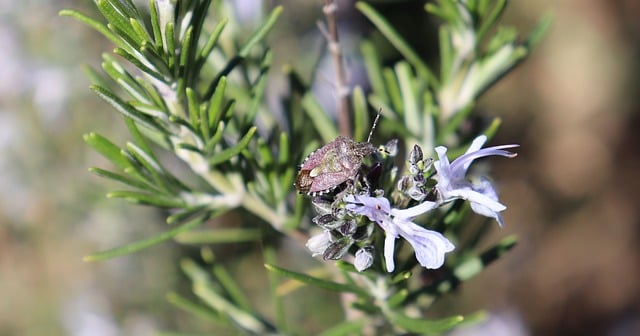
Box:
[295,112,381,195]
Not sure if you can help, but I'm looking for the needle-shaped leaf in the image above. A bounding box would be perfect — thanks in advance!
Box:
[113,48,164,81]
[196,18,227,73]
[238,6,282,58]
[59,10,121,47]
[360,40,388,103]
[166,292,224,323]
[84,212,215,261]
[319,320,366,336]
[182,260,276,334]
[264,264,365,295]
[107,190,185,207]
[174,228,261,244]
[356,2,437,88]
[89,167,158,191]
[209,126,257,166]
[351,86,369,143]
[207,76,227,131]
[301,93,338,143]
[385,311,465,335]
[84,132,130,170]
[97,0,142,47]
[91,84,165,133]
[396,62,420,137]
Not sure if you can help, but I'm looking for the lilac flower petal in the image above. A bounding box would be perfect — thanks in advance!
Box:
[395,219,455,269]
[390,200,438,219]
[449,145,519,175]
[432,135,518,226]
[444,188,506,212]
[344,194,390,223]
[345,195,454,272]
[466,135,488,154]
[384,233,397,272]
[470,201,504,227]
[470,177,506,227]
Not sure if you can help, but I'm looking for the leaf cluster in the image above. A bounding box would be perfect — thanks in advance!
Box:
[62,0,548,334]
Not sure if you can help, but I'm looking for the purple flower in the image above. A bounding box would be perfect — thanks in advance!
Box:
[433,135,518,226]
[344,194,454,272]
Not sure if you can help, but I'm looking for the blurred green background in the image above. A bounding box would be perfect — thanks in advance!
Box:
[1,0,639,335]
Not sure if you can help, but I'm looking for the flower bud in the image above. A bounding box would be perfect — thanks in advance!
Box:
[354,246,375,272]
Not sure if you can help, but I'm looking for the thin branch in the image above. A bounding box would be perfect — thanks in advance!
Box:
[320,0,351,137]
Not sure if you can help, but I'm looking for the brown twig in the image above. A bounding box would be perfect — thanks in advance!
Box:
[320,0,351,137]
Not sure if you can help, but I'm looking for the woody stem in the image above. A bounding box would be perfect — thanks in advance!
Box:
[322,0,351,137]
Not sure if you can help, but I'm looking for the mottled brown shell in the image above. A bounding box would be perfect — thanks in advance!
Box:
[295,136,377,195]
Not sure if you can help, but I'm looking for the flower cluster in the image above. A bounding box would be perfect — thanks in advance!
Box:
[304,135,519,272]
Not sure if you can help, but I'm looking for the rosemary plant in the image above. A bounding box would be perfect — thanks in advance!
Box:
[62,0,549,334]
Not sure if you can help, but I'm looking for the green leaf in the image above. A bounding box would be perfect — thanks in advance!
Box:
[112,48,165,81]
[165,22,177,70]
[263,246,287,333]
[166,292,224,322]
[83,132,130,170]
[386,311,465,334]
[125,141,174,193]
[264,264,364,295]
[256,138,273,169]
[527,13,553,50]
[196,18,228,74]
[319,320,365,336]
[124,117,158,164]
[174,228,262,244]
[382,68,403,114]
[395,62,420,137]
[166,205,211,225]
[184,261,275,334]
[207,76,227,130]
[212,263,253,311]
[96,0,142,47]
[351,86,369,143]
[84,212,213,261]
[301,93,339,143]
[149,0,163,49]
[89,167,157,191]
[177,26,195,92]
[238,6,282,58]
[91,84,165,132]
[107,190,185,207]
[204,121,226,154]
[387,289,409,308]
[59,10,122,48]
[209,126,257,166]
[438,26,454,83]
[244,64,269,127]
[277,132,290,167]
[356,2,437,88]
[482,117,502,140]
[476,0,508,42]
[101,54,153,105]
[129,17,153,46]
[360,40,388,103]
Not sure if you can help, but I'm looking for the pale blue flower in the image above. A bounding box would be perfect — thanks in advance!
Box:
[433,135,518,226]
[345,194,454,272]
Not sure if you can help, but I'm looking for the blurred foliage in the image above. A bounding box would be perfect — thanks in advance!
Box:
[3,0,640,335]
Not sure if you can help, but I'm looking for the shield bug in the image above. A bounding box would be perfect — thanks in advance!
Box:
[295,112,381,195]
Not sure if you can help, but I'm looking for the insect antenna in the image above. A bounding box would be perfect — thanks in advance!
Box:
[366,108,382,143]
